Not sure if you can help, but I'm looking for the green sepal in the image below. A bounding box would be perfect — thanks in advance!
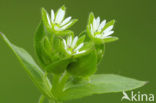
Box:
[67,50,97,77]
[45,58,71,74]
[86,12,95,41]
[41,8,52,33]
[88,12,94,25]
[95,44,105,63]
[34,21,53,67]
[92,36,118,44]
[54,30,74,36]
[77,35,86,45]
[103,36,119,43]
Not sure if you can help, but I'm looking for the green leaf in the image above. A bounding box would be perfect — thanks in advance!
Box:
[34,21,53,67]
[0,33,53,99]
[67,51,97,77]
[61,74,146,101]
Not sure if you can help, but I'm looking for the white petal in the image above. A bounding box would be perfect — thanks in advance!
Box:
[103,31,114,37]
[103,25,114,34]
[47,14,52,28]
[55,8,65,24]
[93,18,97,32]
[63,39,67,50]
[98,20,106,32]
[60,16,72,26]
[51,9,55,23]
[74,43,84,51]
[71,36,78,48]
[90,24,94,35]
[96,17,100,29]
[63,38,72,55]
[74,50,86,55]
[60,21,72,30]
[67,36,72,46]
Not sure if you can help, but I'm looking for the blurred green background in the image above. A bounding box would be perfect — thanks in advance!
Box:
[0,0,155,103]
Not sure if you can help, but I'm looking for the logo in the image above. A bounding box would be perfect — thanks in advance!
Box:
[121,91,154,102]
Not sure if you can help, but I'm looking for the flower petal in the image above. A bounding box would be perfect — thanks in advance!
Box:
[98,20,106,32]
[74,43,84,51]
[63,39,67,50]
[93,18,97,32]
[71,36,78,48]
[60,16,72,26]
[103,25,114,34]
[55,8,65,24]
[103,31,114,37]
[74,50,86,55]
[59,21,72,30]
[90,24,94,35]
[67,36,72,46]
[96,17,100,29]
[47,13,52,28]
[51,9,55,23]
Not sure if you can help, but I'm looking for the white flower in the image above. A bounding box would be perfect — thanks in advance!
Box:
[89,16,114,39]
[63,36,86,56]
[46,6,77,31]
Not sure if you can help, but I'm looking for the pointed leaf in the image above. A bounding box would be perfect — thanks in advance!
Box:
[61,74,146,101]
[0,33,53,99]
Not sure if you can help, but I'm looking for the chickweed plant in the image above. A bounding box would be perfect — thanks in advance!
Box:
[0,6,146,103]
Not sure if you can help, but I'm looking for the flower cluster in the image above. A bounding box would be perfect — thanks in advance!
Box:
[42,6,118,58]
